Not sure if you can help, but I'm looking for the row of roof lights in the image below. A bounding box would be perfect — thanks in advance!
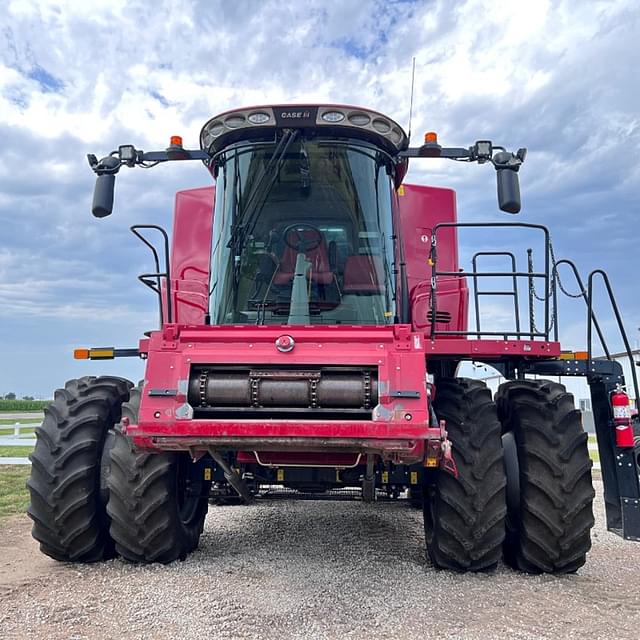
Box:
[321,110,390,133]
[218,110,388,129]
[201,107,406,150]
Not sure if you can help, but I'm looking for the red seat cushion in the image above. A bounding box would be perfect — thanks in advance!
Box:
[343,255,385,293]
[273,231,334,285]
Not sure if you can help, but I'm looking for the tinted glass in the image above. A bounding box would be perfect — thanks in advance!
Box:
[209,136,397,325]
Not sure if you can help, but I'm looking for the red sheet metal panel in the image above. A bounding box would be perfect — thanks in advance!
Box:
[169,187,214,325]
[397,183,468,334]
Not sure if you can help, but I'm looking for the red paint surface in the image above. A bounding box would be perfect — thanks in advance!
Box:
[130,324,432,462]
[396,183,469,334]
[169,187,214,325]
[130,176,561,462]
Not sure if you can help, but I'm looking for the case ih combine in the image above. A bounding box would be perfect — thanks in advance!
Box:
[27,104,640,572]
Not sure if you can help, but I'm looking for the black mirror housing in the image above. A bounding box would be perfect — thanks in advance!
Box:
[92,174,116,218]
[492,150,522,214]
[497,168,521,214]
[91,155,120,218]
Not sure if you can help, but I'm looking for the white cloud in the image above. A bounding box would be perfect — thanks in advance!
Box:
[0,0,639,393]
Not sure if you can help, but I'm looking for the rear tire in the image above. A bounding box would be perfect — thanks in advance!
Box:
[27,376,133,562]
[107,388,210,563]
[424,378,506,571]
[496,379,595,574]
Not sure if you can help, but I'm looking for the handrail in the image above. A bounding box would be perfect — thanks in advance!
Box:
[430,222,552,340]
[425,223,637,407]
[471,251,520,335]
[587,269,639,403]
[131,225,173,325]
[553,259,609,359]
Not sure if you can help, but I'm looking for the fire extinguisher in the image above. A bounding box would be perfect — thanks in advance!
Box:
[611,385,635,448]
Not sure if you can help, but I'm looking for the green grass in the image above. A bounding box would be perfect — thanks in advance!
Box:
[0,446,33,457]
[0,400,49,411]
[0,426,36,436]
[0,417,41,425]
[0,465,30,519]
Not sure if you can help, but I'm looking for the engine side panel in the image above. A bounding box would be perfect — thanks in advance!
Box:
[397,183,468,334]
[170,186,215,325]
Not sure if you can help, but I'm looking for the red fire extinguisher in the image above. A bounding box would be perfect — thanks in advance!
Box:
[611,385,635,448]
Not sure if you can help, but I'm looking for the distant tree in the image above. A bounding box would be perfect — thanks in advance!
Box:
[4,392,16,400]
[22,395,35,401]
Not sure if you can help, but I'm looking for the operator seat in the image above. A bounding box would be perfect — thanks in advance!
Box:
[342,255,385,293]
[273,229,334,286]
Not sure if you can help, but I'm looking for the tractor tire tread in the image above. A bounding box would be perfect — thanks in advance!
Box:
[106,388,208,564]
[425,377,506,572]
[496,379,595,574]
[27,376,132,562]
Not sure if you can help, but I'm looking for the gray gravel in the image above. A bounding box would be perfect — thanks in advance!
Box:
[1,481,640,640]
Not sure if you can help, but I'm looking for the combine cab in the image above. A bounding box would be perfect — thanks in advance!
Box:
[27,105,640,572]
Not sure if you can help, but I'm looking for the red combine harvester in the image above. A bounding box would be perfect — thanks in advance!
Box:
[28,105,640,572]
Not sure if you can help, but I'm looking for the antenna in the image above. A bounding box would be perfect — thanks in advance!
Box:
[407,57,416,144]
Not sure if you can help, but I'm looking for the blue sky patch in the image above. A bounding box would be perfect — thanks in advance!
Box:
[27,64,64,93]
[0,0,638,397]
[150,90,170,107]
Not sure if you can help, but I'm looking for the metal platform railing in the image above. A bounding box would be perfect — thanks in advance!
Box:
[430,222,555,340]
[429,222,638,403]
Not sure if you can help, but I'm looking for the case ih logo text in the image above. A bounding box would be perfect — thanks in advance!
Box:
[279,111,311,119]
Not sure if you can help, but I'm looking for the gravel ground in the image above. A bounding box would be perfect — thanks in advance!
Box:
[1,481,639,640]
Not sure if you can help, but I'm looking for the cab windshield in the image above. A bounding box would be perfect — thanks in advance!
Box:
[209,134,398,325]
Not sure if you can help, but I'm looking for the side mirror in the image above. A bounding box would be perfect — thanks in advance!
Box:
[496,168,521,214]
[92,174,116,218]
[493,151,521,214]
[91,156,120,218]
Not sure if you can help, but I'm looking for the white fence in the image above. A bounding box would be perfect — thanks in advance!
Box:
[0,422,38,465]
[0,422,38,445]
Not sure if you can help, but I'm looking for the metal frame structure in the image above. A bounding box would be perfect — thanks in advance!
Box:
[83,104,640,543]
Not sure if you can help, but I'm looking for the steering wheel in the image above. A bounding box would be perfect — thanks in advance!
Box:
[283,223,323,252]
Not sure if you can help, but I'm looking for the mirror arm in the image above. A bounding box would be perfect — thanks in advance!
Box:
[398,141,527,215]
[138,149,210,162]
[400,146,471,159]
[87,147,211,174]
[87,145,211,217]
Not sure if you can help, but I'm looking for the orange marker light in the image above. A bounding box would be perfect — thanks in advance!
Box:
[424,131,438,143]
[74,349,90,360]
[170,135,183,147]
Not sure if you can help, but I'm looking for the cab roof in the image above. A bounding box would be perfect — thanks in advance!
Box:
[200,104,409,156]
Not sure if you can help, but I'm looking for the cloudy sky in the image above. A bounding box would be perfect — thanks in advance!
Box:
[0,0,639,397]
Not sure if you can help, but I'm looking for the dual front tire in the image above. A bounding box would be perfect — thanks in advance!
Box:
[27,378,209,564]
[424,378,506,571]
[424,377,594,574]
